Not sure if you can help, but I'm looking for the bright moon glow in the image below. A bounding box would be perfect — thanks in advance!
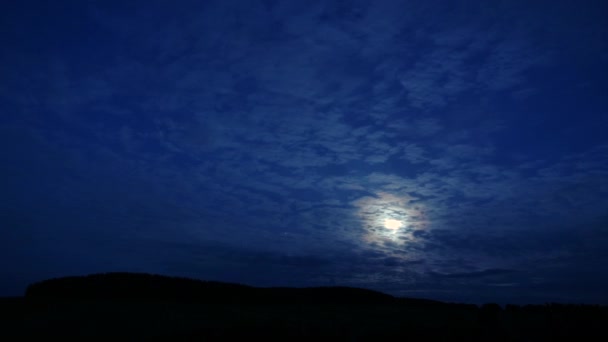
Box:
[383,218,402,230]
[355,192,428,246]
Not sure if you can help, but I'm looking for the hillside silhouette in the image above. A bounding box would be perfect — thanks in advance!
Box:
[25,272,397,305]
[0,272,605,340]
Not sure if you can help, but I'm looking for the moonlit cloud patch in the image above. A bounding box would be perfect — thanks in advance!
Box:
[354,192,429,248]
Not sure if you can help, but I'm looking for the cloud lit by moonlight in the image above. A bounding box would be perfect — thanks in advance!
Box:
[353,192,429,249]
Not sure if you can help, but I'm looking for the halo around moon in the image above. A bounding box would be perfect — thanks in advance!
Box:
[354,192,428,246]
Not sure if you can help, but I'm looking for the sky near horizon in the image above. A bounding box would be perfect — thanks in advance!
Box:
[1,0,607,304]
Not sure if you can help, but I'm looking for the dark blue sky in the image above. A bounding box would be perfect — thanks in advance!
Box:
[1,0,607,305]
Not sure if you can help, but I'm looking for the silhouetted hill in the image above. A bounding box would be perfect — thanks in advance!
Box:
[25,272,396,305]
[5,272,606,340]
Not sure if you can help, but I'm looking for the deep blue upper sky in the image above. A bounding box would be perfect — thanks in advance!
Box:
[1,0,607,304]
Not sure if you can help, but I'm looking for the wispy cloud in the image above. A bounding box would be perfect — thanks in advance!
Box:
[1,0,606,303]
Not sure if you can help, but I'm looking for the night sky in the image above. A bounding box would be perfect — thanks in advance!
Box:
[1,0,607,305]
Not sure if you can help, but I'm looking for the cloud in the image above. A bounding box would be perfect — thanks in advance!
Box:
[432,268,517,279]
[1,0,606,304]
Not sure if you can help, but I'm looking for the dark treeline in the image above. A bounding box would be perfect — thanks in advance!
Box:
[25,272,606,314]
[8,272,607,340]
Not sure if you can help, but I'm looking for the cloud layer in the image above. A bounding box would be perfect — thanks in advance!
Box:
[1,0,607,304]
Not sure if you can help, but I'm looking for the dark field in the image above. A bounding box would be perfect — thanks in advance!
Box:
[1,273,606,340]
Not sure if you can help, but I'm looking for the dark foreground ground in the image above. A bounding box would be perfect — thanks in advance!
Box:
[0,273,606,340]
[2,297,607,340]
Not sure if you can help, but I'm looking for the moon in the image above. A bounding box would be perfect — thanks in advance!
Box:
[383,218,402,230]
